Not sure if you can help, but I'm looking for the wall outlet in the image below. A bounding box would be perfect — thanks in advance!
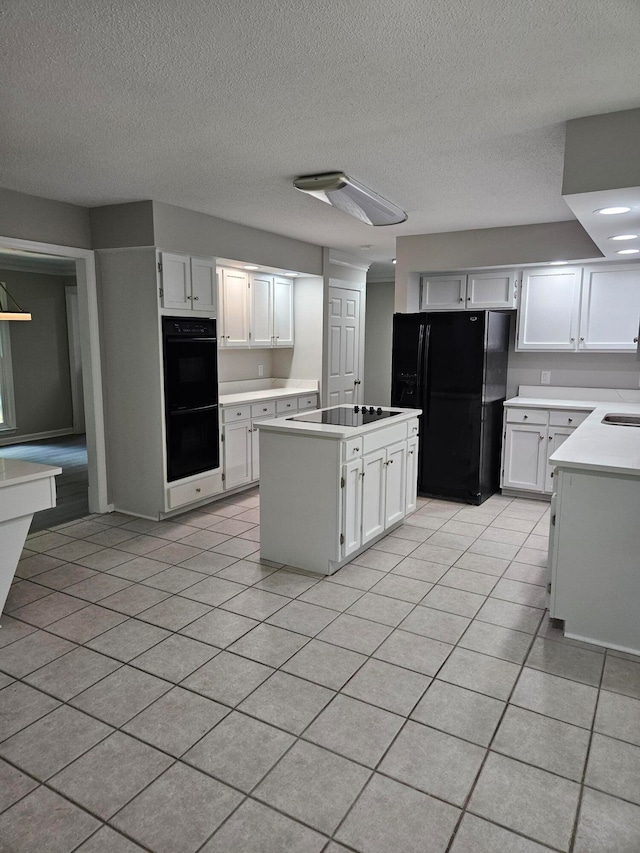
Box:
[541,370,551,385]
[258,364,264,377]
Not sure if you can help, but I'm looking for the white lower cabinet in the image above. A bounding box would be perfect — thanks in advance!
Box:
[501,406,591,496]
[405,436,419,515]
[222,420,252,489]
[342,440,411,558]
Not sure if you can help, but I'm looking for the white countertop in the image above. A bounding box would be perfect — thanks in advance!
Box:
[505,385,640,412]
[505,396,600,411]
[257,405,421,440]
[219,379,319,407]
[549,403,640,476]
[0,458,62,486]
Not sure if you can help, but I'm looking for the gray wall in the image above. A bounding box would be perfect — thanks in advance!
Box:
[563,108,640,195]
[0,268,74,440]
[0,187,91,249]
[90,201,155,249]
[364,280,395,406]
[218,349,274,383]
[152,202,323,276]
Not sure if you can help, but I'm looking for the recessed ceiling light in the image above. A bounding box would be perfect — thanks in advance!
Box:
[609,234,638,241]
[243,264,259,270]
[595,206,632,215]
[617,248,640,254]
[549,261,568,265]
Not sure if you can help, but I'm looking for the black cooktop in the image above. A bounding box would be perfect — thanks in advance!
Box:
[288,406,404,427]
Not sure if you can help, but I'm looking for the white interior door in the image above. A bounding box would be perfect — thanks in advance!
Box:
[327,286,361,406]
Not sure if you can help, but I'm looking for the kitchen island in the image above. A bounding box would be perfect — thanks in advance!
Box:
[548,401,640,655]
[0,458,61,616]
[258,405,421,574]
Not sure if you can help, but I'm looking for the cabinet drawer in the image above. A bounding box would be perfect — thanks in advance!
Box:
[297,394,318,410]
[362,422,408,454]
[276,398,297,414]
[222,405,251,423]
[548,409,590,428]
[342,437,364,461]
[505,408,548,426]
[167,472,222,509]
[251,401,276,419]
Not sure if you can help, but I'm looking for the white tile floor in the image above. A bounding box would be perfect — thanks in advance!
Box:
[1,488,640,852]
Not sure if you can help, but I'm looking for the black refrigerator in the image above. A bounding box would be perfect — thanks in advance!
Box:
[391,311,510,505]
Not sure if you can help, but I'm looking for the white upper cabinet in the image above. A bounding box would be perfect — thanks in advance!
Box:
[220,268,250,347]
[251,274,273,347]
[218,267,294,349]
[420,274,466,310]
[420,271,517,311]
[159,252,217,313]
[466,271,518,309]
[159,253,191,310]
[189,257,217,312]
[579,264,640,351]
[516,267,582,351]
[273,277,294,346]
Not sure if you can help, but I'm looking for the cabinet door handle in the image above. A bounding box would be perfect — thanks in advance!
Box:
[539,434,544,441]
[459,297,464,302]
[409,450,414,455]
[263,408,268,412]
[568,418,573,423]
[354,447,360,452]
[237,412,242,416]
[196,487,201,493]
[523,414,528,420]
[570,337,575,342]
[548,435,552,440]
[193,296,199,301]
[634,337,638,343]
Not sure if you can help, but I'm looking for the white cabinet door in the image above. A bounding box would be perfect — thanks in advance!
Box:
[273,277,294,346]
[467,271,518,309]
[251,274,273,347]
[545,428,573,493]
[420,275,466,310]
[160,252,191,310]
[220,269,250,347]
[385,441,407,528]
[502,423,546,492]
[361,449,386,544]
[579,264,640,351]
[517,268,581,351]
[342,458,363,558]
[223,421,252,488]
[405,436,419,515]
[190,257,217,313]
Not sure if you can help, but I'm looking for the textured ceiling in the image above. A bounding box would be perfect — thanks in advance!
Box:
[1,0,639,273]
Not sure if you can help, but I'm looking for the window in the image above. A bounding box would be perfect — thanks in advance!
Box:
[0,292,16,430]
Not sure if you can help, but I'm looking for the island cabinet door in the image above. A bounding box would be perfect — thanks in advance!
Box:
[342,458,363,558]
[361,449,386,545]
[385,441,407,528]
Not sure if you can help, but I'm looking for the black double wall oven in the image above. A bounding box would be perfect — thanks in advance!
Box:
[162,317,219,482]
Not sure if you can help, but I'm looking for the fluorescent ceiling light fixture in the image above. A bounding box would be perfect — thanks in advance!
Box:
[283,273,297,277]
[610,234,638,241]
[243,264,259,270]
[617,248,639,254]
[549,261,568,265]
[293,172,407,226]
[0,281,31,321]
[594,206,631,215]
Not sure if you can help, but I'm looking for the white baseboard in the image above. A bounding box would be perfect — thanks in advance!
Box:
[0,427,76,447]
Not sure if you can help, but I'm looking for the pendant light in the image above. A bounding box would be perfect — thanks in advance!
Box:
[0,281,31,321]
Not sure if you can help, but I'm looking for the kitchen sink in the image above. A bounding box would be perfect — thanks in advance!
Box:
[601,413,640,427]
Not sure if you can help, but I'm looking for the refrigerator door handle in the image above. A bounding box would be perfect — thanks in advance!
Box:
[418,324,431,424]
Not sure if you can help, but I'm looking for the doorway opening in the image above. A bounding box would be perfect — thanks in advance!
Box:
[0,238,108,529]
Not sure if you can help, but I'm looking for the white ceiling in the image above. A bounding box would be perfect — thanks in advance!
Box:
[1,0,639,277]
